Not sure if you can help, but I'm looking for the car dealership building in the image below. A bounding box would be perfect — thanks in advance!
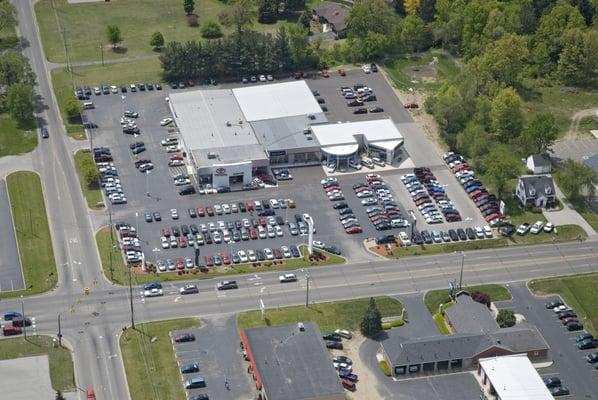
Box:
[168,81,405,188]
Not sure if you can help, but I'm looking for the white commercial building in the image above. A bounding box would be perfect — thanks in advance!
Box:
[478,355,552,400]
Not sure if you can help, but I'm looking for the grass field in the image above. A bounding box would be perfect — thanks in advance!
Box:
[529,273,598,334]
[52,60,163,140]
[0,114,38,156]
[237,296,403,332]
[36,0,296,63]
[120,318,200,400]
[578,116,598,135]
[0,335,75,391]
[2,172,57,298]
[384,51,461,91]
[74,150,104,209]
[424,284,511,315]
[97,228,344,285]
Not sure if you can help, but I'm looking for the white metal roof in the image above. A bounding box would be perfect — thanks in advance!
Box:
[232,81,322,122]
[321,144,359,156]
[479,355,552,400]
[311,119,404,147]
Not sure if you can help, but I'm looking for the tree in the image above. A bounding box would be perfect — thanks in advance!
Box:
[150,32,165,49]
[0,1,17,33]
[298,11,311,28]
[64,97,82,120]
[80,155,100,188]
[521,113,558,155]
[184,0,195,15]
[490,87,523,143]
[0,52,36,86]
[534,2,584,60]
[418,0,436,23]
[398,15,429,53]
[556,159,598,203]
[496,309,516,328]
[482,145,521,197]
[455,122,492,166]
[6,83,34,126]
[347,0,397,40]
[360,297,383,338]
[557,28,598,86]
[201,22,223,38]
[220,0,256,35]
[56,390,66,400]
[425,83,471,148]
[404,0,420,15]
[471,291,491,308]
[106,25,122,48]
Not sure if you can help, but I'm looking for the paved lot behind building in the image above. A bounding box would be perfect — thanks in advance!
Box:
[0,356,55,400]
[0,179,24,291]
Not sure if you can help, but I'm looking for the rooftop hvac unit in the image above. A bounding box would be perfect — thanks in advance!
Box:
[303,128,311,135]
[307,136,313,140]
[308,114,316,120]
[226,121,231,126]
[207,152,218,159]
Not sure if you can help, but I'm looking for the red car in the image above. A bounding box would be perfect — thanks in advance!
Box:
[258,217,267,226]
[321,69,329,78]
[178,236,187,248]
[3,325,22,336]
[196,207,205,217]
[246,200,255,211]
[249,228,258,240]
[452,164,470,173]
[561,317,578,325]
[205,256,214,266]
[222,252,231,265]
[338,68,346,76]
[404,102,419,109]
[206,206,214,216]
[325,185,341,193]
[169,154,184,161]
[485,212,502,222]
[85,389,96,399]
[345,226,362,234]
[162,227,171,237]
[175,257,185,270]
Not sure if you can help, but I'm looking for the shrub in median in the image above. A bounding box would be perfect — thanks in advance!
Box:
[379,360,391,376]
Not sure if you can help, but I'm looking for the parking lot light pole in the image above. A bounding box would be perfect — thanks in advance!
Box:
[458,252,466,290]
[21,297,26,339]
[305,271,310,307]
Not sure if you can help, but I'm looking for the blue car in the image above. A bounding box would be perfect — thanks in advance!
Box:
[143,282,162,291]
[465,185,481,193]
[4,311,22,321]
[181,363,200,374]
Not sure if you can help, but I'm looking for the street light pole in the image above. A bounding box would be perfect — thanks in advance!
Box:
[21,298,26,339]
[128,267,135,329]
[57,314,62,346]
[458,252,466,290]
[305,272,310,307]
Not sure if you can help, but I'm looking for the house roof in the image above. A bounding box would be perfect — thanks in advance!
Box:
[527,154,551,168]
[445,292,499,334]
[314,2,350,31]
[584,153,598,174]
[518,175,555,198]
[479,355,553,400]
[243,322,344,400]
[381,323,549,367]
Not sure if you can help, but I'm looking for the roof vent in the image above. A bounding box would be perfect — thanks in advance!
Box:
[308,114,316,120]
[226,121,231,126]
[297,322,305,331]
[529,187,536,196]
[303,128,311,135]
[544,185,552,194]
[207,152,218,159]
[239,120,243,125]
[307,136,313,140]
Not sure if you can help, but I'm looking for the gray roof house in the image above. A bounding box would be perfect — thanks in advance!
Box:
[515,174,556,208]
[240,322,345,400]
[445,292,499,334]
[526,154,552,174]
[313,2,350,38]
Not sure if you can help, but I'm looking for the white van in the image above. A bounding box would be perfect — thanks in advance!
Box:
[361,158,374,169]
[83,101,95,109]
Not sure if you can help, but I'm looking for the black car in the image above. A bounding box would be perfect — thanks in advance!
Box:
[256,250,265,261]
[550,386,570,397]
[370,63,378,72]
[147,83,154,90]
[41,127,49,138]
[558,310,576,319]
[144,212,152,222]
[421,230,433,244]
[333,202,348,210]
[139,83,146,91]
[369,106,384,113]
[217,280,238,290]
[153,212,161,221]
[499,223,516,236]
[181,225,190,235]
[179,186,196,195]
[576,332,594,342]
[545,299,564,309]
[289,245,300,257]
[543,377,561,388]
[323,332,342,342]
[326,341,343,350]
[353,107,367,114]
[189,395,209,400]
[190,224,199,234]
[577,338,596,350]
[456,228,467,241]
[238,202,247,212]
[447,229,459,241]
[324,245,341,255]
[121,86,127,93]
[172,226,181,237]
[465,227,476,240]
[412,232,423,245]
[567,321,583,331]
[174,333,195,343]
[188,208,197,218]
[181,363,200,373]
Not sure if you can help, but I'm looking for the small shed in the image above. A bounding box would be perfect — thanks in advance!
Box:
[526,154,551,174]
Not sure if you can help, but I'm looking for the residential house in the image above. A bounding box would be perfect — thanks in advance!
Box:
[313,2,349,38]
[526,154,551,174]
[515,175,556,208]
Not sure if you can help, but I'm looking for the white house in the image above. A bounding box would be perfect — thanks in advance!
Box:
[526,154,551,174]
[515,175,556,208]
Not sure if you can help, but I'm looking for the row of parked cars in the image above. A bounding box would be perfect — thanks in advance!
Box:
[321,178,361,234]
[357,174,408,231]
[75,83,164,100]
[401,168,461,224]
[443,152,504,225]
[94,147,128,205]
[321,329,359,391]
[340,83,384,115]
[116,223,144,264]
[170,332,210,400]
[2,311,32,336]
[411,226,493,245]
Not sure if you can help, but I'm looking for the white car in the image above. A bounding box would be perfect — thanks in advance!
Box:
[334,329,352,339]
[474,226,485,239]
[247,249,257,262]
[259,74,267,82]
[321,177,338,185]
[326,163,336,173]
[168,159,184,167]
[348,160,362,170]
[269,199,279,208]
[275,226,283,237]
[362,64,371,73]
[161,236,169,249]
[483,225,493,238]
[312,240,326,249]
[398,231,411,246]
[222,204,231,214]
[161,137,178,146]
[264,248,274,260]
[281,246,291,258]
[238,250,248,263]
[170,236,178,247]
[160,118,173,126]
[530,221,544,234]
[170,208,179,219]
[143,288,163,297]
[214,205,223,215]
[544,222,555,233]
[279,273,297,283]
[553,305,567,312]
[174,178,191,186]
[166,145,179,153]
[110,85,117,94]
[356,190,373,198]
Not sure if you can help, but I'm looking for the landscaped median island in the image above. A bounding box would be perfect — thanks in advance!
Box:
[0,113,37,157]
[120,318,201,400]
[74,149,104,209]
[383,224,586,257]
[0,335,75,392]
[424,284,512,335]
[529,273,598,335]
[237,296,403,332]
[97,227,345,285]
[2,171,57,298]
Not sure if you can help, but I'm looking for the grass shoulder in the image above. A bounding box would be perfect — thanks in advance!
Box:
[120,318,201,400]
[74,150,104,209]
[237,296,403,332]
[97,227,345,286]
[424,284,511,315]
[0,114,38,156]
[529,273,598,335]
[0,335,75,392]
[2,172,57,298]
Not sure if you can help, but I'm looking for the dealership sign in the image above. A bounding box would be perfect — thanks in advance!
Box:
[214,167,227,176]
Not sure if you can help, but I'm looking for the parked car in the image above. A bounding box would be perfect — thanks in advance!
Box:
[174,333,195,343]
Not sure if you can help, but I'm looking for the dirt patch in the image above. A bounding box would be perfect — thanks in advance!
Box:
[331,332,381,399]
[403,64,438,82]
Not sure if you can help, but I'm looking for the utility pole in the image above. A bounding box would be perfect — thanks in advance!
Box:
[458,252,466,290]
[108,210,114,245]
[305,273,310,307]
[21,299,26,339]
[99,43,104,66]
[128,268,135,329]
[57,314,62,346]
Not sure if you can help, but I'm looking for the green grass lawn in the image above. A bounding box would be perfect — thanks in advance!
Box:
[120,318,200,400]
[578,116,598,135]
[524,86,598,137]
[74,150,104,209]
[0,114,38,156]
[384,51,461,91]
[424,284,511,315]
[578,209,598,231]
[237,296,403,332]
[0,335,75,391]
[2,172,57,298]
[52,60,163,140]
[36,0,296,63]
[97,227,344,285]
[529,273,598,334]
[433,312,451,335]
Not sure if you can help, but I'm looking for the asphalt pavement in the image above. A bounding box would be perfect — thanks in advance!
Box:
[0,179,25,291]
